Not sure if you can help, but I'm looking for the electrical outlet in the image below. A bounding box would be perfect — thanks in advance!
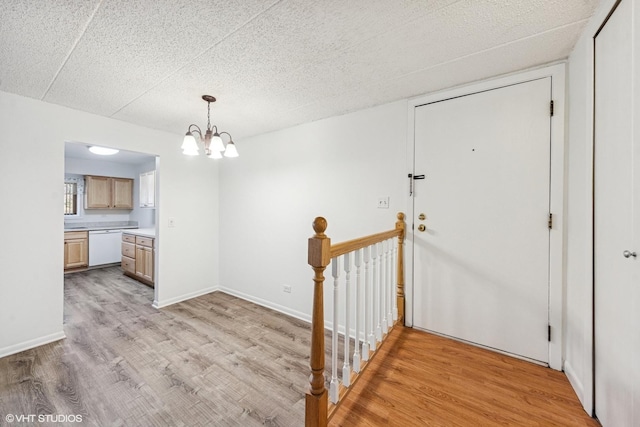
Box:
[283,285,292,293]
[377,196,390,209]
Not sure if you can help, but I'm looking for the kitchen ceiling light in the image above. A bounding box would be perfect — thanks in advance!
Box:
[89,146,119,155]
[182,95,238,159]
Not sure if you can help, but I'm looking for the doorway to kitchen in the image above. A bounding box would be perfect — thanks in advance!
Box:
[63,141,160,303]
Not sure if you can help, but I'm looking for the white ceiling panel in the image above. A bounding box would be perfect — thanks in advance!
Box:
[0,0,101,98]
[274,20,589,135]
[43,0,276,116]
[0,0,600,141]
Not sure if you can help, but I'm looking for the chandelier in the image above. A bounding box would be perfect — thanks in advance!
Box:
[181,95,238,158]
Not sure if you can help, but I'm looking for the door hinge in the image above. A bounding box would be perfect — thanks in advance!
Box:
[548,324,551,342]
[550,100,554,117]
[548,213,553,230]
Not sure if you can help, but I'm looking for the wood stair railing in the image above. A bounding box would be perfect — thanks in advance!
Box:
[306,213,406,427]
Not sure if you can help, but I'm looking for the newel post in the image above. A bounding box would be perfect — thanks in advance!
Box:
[395,212,406,324]
[306,217,330,427]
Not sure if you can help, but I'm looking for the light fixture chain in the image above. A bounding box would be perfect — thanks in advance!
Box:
[207,101,211,130]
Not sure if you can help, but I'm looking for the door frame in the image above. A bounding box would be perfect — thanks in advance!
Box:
[405,63,566,370]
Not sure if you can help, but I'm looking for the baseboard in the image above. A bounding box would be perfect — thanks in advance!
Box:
[218,287,311,324]
[0,331,66,359]
[153,285,220,309]
[217,288,392,338]
[564,360,584,405]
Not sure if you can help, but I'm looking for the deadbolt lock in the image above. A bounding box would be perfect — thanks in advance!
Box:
[418,213,426,221]
[418,224,426,232]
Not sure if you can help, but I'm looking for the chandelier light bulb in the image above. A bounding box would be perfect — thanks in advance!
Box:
[211,133,225,152]
[208,149,223,159]
[181,133,199,155]
[223,141,239,158]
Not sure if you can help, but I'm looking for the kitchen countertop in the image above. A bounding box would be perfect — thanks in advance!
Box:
[64,221,139,232]
[64,225,139,232]
[122,228,156,238]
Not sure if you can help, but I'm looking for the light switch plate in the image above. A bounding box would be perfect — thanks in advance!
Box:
[168,217,176,228]
[377,196,390,209]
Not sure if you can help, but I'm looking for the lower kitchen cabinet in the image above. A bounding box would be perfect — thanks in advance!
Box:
[122,233,154,287]
[64,231,88,271]
[135,245,154,282]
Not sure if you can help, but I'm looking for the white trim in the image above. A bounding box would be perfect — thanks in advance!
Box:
[218,287,395,340]
[405,63,566,370]
[218,287,311,324]
[579,0,624,415]
[0,331,66,359]
[564,360,585,407]
[152,285,219,309]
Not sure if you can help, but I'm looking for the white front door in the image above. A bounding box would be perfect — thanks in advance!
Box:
[594,0,639,425]
[412,78,551,363]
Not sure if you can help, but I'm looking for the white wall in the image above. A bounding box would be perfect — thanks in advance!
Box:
[0,90,220,357]
[218,101,407,320]
[564,0,618,414]
[65,156,138,177]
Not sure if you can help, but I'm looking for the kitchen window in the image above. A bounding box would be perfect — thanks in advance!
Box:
[64,182,78,215]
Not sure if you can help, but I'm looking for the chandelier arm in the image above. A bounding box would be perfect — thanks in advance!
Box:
[218,131,233,141]
[187,124,204,140]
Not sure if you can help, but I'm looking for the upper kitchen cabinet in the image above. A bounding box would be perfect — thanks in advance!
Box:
[112,178,133,208]
[139,170,156,208]
[85,175,133,209]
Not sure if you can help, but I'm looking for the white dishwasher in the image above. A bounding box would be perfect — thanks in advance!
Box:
[89,230,123,266]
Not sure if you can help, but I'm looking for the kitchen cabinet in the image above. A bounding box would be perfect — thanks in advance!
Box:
[135,245,154,282]
[139,170,156,208]
[64,231,88,270]
[122,233,154,286]
[121,233,136,275]
[85,175,133,209]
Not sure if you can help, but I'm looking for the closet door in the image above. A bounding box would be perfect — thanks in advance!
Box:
[593,0,639,425]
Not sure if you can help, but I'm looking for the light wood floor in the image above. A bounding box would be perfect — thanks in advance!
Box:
[0,267,597,426]
[0,267,313,426]
[330,326,599,427]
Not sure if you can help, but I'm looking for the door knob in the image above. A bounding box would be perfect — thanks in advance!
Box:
[623,250,637,258]
[418,224,426,232]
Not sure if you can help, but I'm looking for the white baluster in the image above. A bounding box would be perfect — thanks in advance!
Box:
[389,239,398,326]
[380,240,388,335]
[386,238,393,330]
[343,253,351,387]
[375,242,383,343]
[330,257,341,404]
[365,245,375,355]
[353,249,362,372]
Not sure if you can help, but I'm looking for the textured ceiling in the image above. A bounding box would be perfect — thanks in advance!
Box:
[1,0,600,141]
